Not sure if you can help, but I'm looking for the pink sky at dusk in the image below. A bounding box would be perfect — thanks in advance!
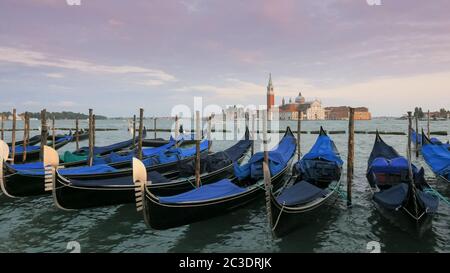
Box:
[1,0,450,116]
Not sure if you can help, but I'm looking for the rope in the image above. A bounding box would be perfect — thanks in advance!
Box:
[272,202,285,231]
[424,187,450,207]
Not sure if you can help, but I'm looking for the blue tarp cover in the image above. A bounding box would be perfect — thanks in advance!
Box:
[159,179,245,204]
[411,130,442,146]
[373,183,409,210]
[17,164,116,176]
[13,145,40,153]
[417,191,439,213]
[10,162,44,170]
[234,132,295,180]
[369,156,418,174]
[76,138,135,155]
[422,141,450,179]
[302,135,343,165]
[276,181,328,206]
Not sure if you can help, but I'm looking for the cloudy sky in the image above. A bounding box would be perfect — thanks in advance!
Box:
[1,0,449,117]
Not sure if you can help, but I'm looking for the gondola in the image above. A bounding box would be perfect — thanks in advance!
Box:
[411,129,449,150]
[267,127,344,237]
[11,135,72,163]
[48,130,90,142]
[8,135,41,147]
[366,131,439,230]
[134,127,296,230]
[0,138,210,197]
[421,130,450,183]
[143,134,197,147]
[50,129,252,210]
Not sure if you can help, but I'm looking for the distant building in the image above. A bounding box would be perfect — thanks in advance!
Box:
[325,106,372,120]
[266,75,325,120]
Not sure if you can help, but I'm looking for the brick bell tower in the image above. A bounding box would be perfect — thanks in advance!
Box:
[267,73,275,113]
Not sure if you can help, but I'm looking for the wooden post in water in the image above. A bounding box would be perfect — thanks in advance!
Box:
[22,112,29,162]
[0,114,4,141]
[195,111,201,188]
[154,117,157,139]
[222,111,226,140]
[52,116,56,149]
[251,114,255,155]
[175,115,179,147]
[39,109,47,162]
[207,116,212,152]
[407,111,419,218]
[92,114,96,149]
[132,114,136,146]
[427,110,430,139]
[88,109,94,166]
[415,115,419,157]
[234,114,238,141]
[137,108,144,160]
[262,110,274,234]
[297,110,301,160]
[346,107,355,207]
[10,109,17,163]
[75,118,79,150]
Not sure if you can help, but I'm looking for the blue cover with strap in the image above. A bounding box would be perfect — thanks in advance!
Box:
[234,130,296,180]
[276,181,328,206]
[13,145,40,153]
[373,183,409,210]
[76,137,137,155]
[17,164,117,176]
[159,179,245,204]
[9,162,44,170]
[422,140,450,180]
[169,139,209,158]
[142,137,176,157]
[302,134,343,165]
[369,157,418,174]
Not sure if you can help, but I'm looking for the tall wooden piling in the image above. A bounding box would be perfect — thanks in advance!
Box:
[222,111,226,140]
[153,117,157,139]
[175,115,179,147]
[207,116,212,152]
[427,110,430,139]
[407,111,419,218]
[75,118,79,150]
[52,116,56,149]
[92,114,96,149]
[346,107,355,207]
[137,108,144,160]
[262,110,274,234]
[132,114,136,146]
[10,109,17,163]
[22,112,29,162]
[297,110,301,160]
[195,111,201,188]
[251,114,255,155]
[234,114,238,141]
[88,109,94,166]
[39,109,47,162]
[415,115,419,157]
[1,114,4,140]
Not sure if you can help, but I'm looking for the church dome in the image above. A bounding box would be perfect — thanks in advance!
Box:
[295,92,305,104]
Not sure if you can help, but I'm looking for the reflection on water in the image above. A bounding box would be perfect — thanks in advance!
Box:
[0,119,449,252]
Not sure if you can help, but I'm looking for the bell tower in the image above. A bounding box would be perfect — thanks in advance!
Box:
[267,73,274,112]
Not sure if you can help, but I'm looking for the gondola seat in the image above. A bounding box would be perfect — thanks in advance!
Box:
[276,181,328,206]
[373,183,408,210]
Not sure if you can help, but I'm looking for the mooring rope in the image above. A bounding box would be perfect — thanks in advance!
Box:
[272,202,285,231]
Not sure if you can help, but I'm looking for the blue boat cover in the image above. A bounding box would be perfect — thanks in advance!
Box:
[159,179,245,204]
[276,181,328,206]
[168,139,209,158]
[234,131,296,180]
[417,191,439,213]
[13,145,41,153]
[76,138,136,155]
[69,171,170,187]
[369,156,418,174]
[9,162,44,170]
[422,141,450,180]
[17,164,116,176]
[373,183,409,210]
[302,134,344,165]
[411,130,442,146]
[142,137,176,157]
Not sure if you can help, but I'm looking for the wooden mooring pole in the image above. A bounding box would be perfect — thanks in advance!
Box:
[75,118,79,150]
[88,109,94,166]
[132,114,136,146]
[154,117,157,139]
[407,111,419,218]
[1,113,4,140]
[195,111,201,188]
[346,107,355,207]
[22,112,29,162]
[52,116,56,149]
[251,114,255,155]
[427,110,430,139]
[39,109,47,162]
[297,110,301,160]
[137,108,144,160]
[175,115,179,147]
[262,110,274,234]
[415,115,419,157]
[92,114,96,149]
[11,109,17,163]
